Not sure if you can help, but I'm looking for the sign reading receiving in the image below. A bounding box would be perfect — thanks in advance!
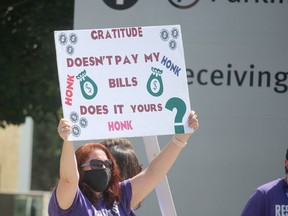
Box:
[54,25,192,141]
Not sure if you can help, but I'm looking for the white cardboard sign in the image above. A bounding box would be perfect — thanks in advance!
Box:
[54,25,192,141]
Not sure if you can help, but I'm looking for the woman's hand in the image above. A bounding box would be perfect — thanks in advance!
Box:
[188,110,199,130]
[174,110,199,145]
[58,118,72,141]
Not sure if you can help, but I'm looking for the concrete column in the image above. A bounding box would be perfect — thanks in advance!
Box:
[18,117,34,191]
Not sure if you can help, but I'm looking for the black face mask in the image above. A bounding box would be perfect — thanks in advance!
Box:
[83,168,111,192]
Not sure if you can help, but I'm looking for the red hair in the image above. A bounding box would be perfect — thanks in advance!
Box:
[75,143,121,207]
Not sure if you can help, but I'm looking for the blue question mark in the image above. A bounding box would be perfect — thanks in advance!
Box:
[165,97,187,133]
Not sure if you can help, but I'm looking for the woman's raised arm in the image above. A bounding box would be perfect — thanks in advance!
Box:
[130,110,199,208]
[56,119,79,210]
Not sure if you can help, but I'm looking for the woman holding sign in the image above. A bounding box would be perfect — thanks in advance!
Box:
[48,111,199,216]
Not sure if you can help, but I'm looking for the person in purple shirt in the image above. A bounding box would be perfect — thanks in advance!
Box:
[48,111,199,216]
[101,138,143,213]
[240,148,288,216]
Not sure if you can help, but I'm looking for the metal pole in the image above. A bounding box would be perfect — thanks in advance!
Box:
[143,136,177,216]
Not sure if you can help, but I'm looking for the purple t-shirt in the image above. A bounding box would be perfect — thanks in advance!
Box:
[240,178,288,216]
[48,179,135,216]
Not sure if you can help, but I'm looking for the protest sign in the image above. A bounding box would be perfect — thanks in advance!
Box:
[54,25,192,141]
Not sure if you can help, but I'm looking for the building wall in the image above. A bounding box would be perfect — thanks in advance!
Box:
[0,125,20,191]
[73,1,288,215]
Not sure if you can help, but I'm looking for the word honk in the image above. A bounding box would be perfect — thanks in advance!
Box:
[108,120,133,131]
[65,75,74,106]
[161,56,181,76]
